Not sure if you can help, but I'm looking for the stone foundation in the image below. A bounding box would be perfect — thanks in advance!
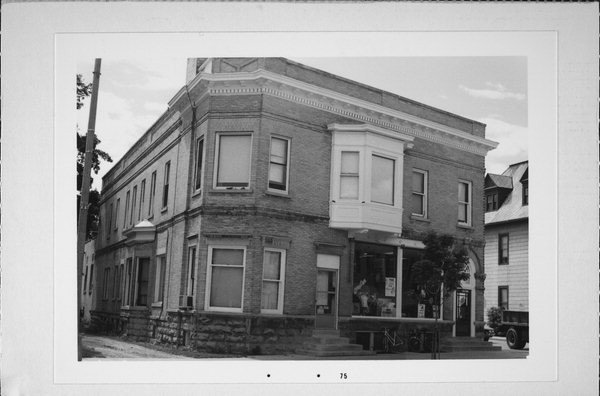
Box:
[91,309,314,355]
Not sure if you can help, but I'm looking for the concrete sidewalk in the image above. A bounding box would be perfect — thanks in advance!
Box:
[83,334,528,360]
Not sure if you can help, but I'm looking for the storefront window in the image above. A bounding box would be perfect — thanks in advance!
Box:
[352,242,397,317]
[401,248,435,318]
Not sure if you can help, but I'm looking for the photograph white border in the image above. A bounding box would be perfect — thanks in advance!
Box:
[2,2,597,394]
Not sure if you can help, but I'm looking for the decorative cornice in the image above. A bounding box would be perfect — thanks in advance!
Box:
[327,123,415,149]
[187,69,498,156]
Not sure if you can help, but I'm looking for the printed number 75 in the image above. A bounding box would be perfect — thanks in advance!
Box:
[340,373,347,379]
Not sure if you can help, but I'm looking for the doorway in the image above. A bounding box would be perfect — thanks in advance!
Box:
[315,268,338,329]
[455,289,471,336]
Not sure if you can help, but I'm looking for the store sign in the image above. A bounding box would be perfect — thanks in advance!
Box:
[417,303,426,318]
[385,277,396,297]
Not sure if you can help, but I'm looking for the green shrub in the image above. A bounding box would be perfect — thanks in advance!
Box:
[487,306,503,331]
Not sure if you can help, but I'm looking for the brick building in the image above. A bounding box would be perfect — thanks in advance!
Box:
[483,161,529,320]
[91,58,497,354]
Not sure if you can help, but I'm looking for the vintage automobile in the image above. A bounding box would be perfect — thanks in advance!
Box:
[495,310,529,349]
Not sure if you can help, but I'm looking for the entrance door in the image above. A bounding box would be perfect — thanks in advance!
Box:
[315,269,338,329]
[455,289,471,336]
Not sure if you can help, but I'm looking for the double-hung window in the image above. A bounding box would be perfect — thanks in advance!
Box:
[206,247,246,311]
[458,180,472,226]
[261,249,286,313]
[138,180,146,221]
[498,286,509,310]
[89,262,94,294]
[268,137,290,192]
[130,185,137,226]
[411,169,428,217]
[135,258,150,306]
[102,267,110,301]
[106,203,113,239]
[194,137,204,192]
[154,256,166,303]
[486,193,498,212]
[148,171,157,217]
[371,155,395,205]
[187,246,197,301]
[83,265,88,294]
[339,151,359,199]
[215,133,252,188]
[522,181,529,205]
[162,162,170,209]
[498,234,509,265]
[123,191,130,228]
[114,199,120,232]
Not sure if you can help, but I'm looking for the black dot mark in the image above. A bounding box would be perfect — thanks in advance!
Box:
[267,374,271,378]
[317,374,321,378]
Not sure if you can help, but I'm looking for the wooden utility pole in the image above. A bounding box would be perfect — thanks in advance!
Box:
[77,59,101,360]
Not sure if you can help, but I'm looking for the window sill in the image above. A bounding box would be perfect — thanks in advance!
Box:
[151,302,163,308]
[208,188,253,195]
[457,223,474,230]
[192,189,202,198]
[410,214,430,222]
[161,207,168,213]
[266,190,290,199]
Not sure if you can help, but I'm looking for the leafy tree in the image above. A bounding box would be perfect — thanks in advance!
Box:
[77,74,92,110]
[77,74,112,239]
[486,306,503,332]
[410,231,470,358]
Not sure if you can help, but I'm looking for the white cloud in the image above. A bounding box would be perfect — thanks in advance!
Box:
[459,82,525,101]
[481,117,528,173]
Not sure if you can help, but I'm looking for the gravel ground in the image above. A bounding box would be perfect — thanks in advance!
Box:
[81,334,241,359]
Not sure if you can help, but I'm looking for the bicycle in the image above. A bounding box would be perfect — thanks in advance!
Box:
[382,328,406,353]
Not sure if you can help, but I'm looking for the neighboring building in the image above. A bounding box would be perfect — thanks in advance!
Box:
[81,239,96,325]
[91,58,497,354]
[483,161,529,320]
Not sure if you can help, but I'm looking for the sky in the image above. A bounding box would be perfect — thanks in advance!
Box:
[77,57,528,191]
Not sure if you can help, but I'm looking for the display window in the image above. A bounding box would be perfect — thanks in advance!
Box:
[352,242,398,317]
[401,248,436,318]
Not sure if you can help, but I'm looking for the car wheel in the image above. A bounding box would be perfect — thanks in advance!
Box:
[506,328,525,349]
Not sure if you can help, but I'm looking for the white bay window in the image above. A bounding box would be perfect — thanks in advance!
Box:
[328,123,413,234]
[340,151,360,199]
[371,155,395,205]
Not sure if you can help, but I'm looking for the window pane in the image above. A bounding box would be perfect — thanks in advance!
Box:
[458,182,468,202]
[263,251,281,280]
[340,176,358,198]
[371,155,394,205]
[412,172,424,193]
[270,138,287,164]
[411,193,424,215]
[195,139,204,190]
[458,203,468,222]
[217,135,251,186]
[269,163,285,184]
[341,152,359,174]
[212,249,244,266]
[261,281,279,310]
[210,266,243,308]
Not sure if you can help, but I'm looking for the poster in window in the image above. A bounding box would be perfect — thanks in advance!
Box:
[385,277,396,297]
[417,303,426,318]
